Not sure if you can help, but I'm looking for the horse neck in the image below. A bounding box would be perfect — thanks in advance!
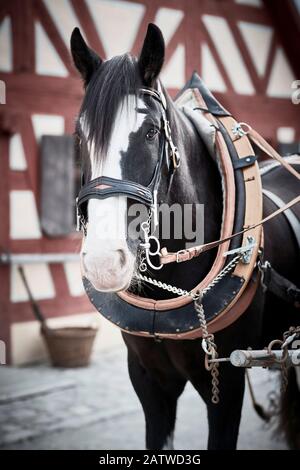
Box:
[163,95,222,239]
[153,95,223,294]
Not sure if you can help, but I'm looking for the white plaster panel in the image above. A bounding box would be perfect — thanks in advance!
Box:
[35,21,68,77]
[238,22,273,77]
[277,127,295,144]
[10,263,55,302]
[43,0,83,48]
[0,16,12,72]
[267,48,295,98]
[86,0,145,58]
[64,261,84,297]
[31,114,65,141]
[161,44,185,89]
[201,43,227,92]
[235,0,262,6]
[154,7,184,45]
[9,134,27,171]
[10,190,41,239]
[202,15,255,95]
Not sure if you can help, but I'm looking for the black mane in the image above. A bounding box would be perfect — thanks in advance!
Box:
[79,53,140,157]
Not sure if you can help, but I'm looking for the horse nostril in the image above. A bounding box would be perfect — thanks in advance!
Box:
[116,249,126,267]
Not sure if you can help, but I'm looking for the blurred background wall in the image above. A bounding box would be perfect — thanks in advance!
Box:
[0,0,299,365]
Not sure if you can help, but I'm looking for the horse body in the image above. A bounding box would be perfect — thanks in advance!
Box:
[123,181,299,449]
[71,24,300,450]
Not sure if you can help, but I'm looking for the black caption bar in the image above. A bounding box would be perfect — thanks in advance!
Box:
[0,450,294,467]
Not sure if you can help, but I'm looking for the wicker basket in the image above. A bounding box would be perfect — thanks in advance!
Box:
[41,325,98,368]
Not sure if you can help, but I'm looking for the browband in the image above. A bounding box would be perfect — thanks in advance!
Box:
[77,175,154,209]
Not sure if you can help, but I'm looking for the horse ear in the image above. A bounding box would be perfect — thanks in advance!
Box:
[70,27,102,85]
[138,23,165,87]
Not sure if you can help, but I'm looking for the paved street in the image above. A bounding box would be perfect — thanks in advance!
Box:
[0,344,288,450]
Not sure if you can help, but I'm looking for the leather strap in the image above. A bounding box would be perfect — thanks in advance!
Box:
[77,175,154,214]
[248,128,300,180]
[232,155,256,170]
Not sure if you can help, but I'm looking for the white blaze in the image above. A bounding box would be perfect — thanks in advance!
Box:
[80,95,147,290]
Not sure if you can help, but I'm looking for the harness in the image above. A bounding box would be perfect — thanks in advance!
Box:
[77,73,300,342]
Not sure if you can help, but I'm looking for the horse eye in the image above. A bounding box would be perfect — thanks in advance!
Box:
[146,128,159,141]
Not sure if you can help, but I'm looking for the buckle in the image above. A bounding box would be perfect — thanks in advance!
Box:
[176,249,187,263]
[172,147,181,169]
[232,122,252,139]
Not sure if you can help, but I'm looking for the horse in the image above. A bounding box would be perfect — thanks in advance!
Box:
[70,23,300,450]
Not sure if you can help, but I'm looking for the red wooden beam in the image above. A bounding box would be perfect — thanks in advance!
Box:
[184,0,202,81]
[263,0,300,77]
[9,236,82,254]
[11,0,35,73]
[0,135,12,363]
[131,0,157,57]
[10,295,94,323]
[70,0,106,60]
[225,16,261,94]
[200,15,235,93]
[33,0,74,76]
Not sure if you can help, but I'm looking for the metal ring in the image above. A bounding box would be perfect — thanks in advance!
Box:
[141,221,150,231]
[267,339,289,364]
[176,249,187,263]
[239,122,252,135]
[148,236,161,256]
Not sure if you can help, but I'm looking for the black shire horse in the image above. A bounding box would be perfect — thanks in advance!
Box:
[71,24,300,449]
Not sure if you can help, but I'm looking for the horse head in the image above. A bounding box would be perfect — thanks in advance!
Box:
[71,24,170,292]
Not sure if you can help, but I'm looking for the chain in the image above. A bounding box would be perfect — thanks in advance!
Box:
[282,325,300,344]
[281,356,289,393]
[137,254,241,299]
[282,326,300,392]
[137,254,242,404]
[136,273,200,299]
[138,213,150,272]
[194,295,220,404]
[139,209,163,271]
[267,326,300,393]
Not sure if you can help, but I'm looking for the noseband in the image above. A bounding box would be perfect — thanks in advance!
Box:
[76,86,180,241]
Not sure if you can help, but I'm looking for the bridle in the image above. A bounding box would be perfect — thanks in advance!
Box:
[76,85,180,269]
[77,79,300,404]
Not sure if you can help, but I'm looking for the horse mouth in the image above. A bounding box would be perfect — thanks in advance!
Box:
[82,263,135,293]
[88,278,132,293]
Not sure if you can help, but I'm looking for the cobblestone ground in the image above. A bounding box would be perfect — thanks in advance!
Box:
[0,345,288,450]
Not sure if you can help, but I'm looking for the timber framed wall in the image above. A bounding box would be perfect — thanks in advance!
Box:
[0,0,299,364]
